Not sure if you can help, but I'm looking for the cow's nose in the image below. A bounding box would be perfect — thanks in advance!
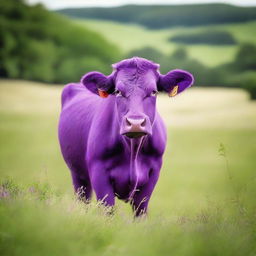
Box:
[121,115,151,138]
[126,117,146,129]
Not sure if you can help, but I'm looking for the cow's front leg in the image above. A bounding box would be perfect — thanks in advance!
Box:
[131,167,160,217]
[71,170,92,202]
[90,162,115,208]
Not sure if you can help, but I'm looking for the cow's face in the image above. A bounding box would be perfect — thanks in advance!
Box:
[114,68,157,138]
[82,57,194,139]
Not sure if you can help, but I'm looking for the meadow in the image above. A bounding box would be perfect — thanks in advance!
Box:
[78,19,256,67]
[0,79,256,255]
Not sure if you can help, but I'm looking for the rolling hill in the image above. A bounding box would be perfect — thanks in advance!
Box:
[57,4,256,29]
[76,19,256,67]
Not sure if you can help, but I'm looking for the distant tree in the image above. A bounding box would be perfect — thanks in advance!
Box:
[242,74,256,99]
[126,47,164,63]
[169,30,236,45]
[171,47,188,60]
[56,57,109,84]
[234,43,256,70]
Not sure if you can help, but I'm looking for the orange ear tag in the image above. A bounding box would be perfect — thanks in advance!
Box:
[169,85,179,97]
[98,89,109,98]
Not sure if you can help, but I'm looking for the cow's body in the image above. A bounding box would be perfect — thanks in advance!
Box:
[58,57,193,216]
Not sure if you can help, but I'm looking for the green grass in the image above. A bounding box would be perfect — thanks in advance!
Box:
[78,19,256,67]
[0,80,256,255]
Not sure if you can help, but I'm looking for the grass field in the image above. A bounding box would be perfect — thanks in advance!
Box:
[0,80,256,255]
[77,19,256,67]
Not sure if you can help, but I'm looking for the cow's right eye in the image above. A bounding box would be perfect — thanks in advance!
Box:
[150,90,158,97]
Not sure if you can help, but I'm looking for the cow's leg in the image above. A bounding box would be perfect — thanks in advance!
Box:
[131,168,160,217]
[90,163,115,208]
[71,171,92,202]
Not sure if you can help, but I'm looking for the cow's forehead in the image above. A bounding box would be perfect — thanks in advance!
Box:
[115,68,158,89]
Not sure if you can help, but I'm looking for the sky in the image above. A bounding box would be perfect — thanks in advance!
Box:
[27,0,256,10]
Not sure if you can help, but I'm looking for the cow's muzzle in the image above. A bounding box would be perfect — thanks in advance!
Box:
[124,132,147,138]
[121,116,152,138]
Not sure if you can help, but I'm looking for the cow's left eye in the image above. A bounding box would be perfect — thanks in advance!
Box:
[150,90,158,97]
[115,90,123,97]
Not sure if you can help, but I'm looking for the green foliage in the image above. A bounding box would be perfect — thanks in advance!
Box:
[127,47,164,63]
[171,47,188,59]
[28,181,57,200]
[242,75,256,100]
[0,178,20,198]
[226,71,256,99]
[58,4,256,29]
[55,57,109,84]
[213,43,256,97]
[234,43,256,70]
[21,40,57,82]
[170,30,236,45]
[0,0,120,83]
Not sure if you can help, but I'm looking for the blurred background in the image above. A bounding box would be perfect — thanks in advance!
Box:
[0,1,256,255]
[1,0,256,96]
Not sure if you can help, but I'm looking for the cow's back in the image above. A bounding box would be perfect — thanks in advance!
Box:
[58,83,103,171]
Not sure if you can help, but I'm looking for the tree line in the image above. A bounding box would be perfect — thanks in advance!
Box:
[58,4,256,29]
[0,0,121,83]
[169,30,236,45]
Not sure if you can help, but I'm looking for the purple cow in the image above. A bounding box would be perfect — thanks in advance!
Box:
[58,57,193,216]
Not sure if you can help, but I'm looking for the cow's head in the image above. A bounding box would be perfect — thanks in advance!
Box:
[81,57,194,139]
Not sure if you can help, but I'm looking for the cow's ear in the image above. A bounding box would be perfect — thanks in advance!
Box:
[81,71,115,97]
[158,69,194,97]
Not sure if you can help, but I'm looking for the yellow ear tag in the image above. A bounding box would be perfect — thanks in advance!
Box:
[169,85,179,97]
[98,89,109,98]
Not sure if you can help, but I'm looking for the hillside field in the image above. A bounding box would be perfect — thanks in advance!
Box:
[0,80,256,255]
[77,19,256,67]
